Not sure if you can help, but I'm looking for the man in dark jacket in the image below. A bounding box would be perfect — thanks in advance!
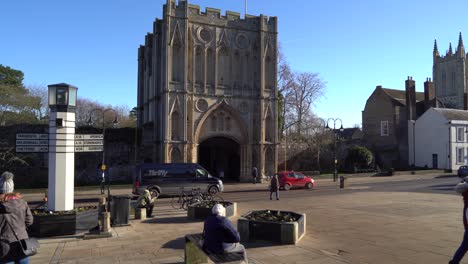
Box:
[450,181,468,263]
[251,167,257,184]
[203,204,247,261]
[269,174,279,200]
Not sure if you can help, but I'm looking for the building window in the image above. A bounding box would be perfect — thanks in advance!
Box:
[380,121,389,136]
[458,127,465,142]
[457,147,465,164]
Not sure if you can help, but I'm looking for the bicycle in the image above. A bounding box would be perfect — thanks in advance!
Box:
[171,188,224,210]
[171,189,191,210]
[191,188,224,203]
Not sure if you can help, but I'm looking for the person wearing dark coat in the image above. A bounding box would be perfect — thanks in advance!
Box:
[450,181,468,263]
[251,167,258,184]
[203,204,247,262]
[0,192,34,264]
[269,174,280,200]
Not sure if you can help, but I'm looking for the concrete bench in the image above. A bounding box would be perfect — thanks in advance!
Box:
[185,233,247,264]
[134,207,146,220]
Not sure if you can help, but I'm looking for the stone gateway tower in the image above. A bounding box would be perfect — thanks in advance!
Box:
[137,0,278,182]
[433,33,468,109]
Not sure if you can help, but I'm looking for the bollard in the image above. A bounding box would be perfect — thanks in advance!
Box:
[135,207,146,220]
[98,197,107,212]
[100,211,112,233]
[339,176,347,189]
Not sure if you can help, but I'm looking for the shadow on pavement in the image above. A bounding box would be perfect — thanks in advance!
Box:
[142,216,195,224]
[431,184,456,191]
[244,241,278,249]
[435,175,459,179]
[162,237,185,249]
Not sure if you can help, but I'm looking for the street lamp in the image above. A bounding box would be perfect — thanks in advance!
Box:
[326,118,343,182]
[87,108,118,196]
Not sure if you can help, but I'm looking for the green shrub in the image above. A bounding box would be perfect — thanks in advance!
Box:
[345,146,373,172]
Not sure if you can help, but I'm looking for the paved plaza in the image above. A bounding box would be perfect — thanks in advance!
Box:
[26,173,465,264]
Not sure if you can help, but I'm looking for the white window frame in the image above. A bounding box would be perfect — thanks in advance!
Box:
[380,121,389,136]
[457,127,465,142]
[457,147,465,164]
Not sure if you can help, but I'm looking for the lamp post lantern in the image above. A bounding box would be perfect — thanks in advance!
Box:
[326,118,343,182]
[87,108,118,196]
[48,83,78,211]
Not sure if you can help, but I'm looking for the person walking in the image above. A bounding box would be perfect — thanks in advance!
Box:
[0,192,34,264]
[251,167,257,184]
[0,172,14,194]
[203,204,247,262]
[135,190,156,218]
[100,170,106,195]
[450,180,468,264]
[269,174,279,201]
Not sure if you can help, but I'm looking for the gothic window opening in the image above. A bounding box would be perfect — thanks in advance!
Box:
[171,111,181,140]
[452,71,456,91]
[217,112,225,131]
[195,46,204,85]
[171,147,183,163]
[218,47,230,86]
[172,44,183,82]
[226,117,231,131]
[211,116,217,131]
[442,71,446,94]
[207,48,215,87]
[265,114,274,142]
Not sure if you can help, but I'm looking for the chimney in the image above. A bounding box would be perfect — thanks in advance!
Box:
[424,78,435,111]
[405,76,417,120]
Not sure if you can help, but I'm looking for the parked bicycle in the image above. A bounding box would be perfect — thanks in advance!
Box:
[171,188,224,210]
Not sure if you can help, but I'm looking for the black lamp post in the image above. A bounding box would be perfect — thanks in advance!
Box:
[87,108,118,197]
[326,118,343,182]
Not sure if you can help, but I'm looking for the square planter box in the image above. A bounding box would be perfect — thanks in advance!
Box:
[76,208,99,231]
[187,201,237,221]
[29,211,76,237]
[238,210,306,244]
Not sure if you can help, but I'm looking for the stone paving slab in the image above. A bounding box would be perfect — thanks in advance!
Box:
[27,173,464,263]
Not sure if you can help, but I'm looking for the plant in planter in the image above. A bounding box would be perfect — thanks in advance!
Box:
[29,206,98,237]
[187,201,237,220]
[238,210,306,244]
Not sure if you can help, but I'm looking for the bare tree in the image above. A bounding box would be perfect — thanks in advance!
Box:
[113,104,136,128]
[277,44,295,137]
[300,117,332,171]
[289,72,326,135]
[75,98,105,126]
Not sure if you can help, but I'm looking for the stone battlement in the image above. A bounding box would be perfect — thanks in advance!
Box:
[167,0,277,25]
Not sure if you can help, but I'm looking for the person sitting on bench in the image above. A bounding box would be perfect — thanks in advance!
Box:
[203,204,247,260]
[136,190,156,217]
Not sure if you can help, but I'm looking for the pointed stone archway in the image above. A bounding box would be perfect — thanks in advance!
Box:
[198,137,240,182]
[194,100,249,182]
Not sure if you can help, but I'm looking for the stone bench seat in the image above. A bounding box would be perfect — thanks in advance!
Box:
[185,233,247,264]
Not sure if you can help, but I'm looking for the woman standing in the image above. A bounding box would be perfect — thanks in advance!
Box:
[269,174,280,201]
[0,192,33,264]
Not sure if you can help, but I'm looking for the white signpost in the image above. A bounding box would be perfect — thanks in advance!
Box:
[74,134,103,152]
[15,133,49,153]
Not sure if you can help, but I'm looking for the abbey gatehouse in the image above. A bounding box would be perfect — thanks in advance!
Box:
[136,0,278,181]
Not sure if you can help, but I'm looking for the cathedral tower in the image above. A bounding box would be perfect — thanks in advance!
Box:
[433,32,468,109]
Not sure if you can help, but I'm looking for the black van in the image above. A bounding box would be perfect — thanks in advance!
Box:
[132,163,224,197]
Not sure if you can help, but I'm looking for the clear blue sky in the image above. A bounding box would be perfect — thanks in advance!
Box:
[2,0,468,127]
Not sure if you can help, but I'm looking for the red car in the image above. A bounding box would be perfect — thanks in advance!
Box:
[276,171,315,191]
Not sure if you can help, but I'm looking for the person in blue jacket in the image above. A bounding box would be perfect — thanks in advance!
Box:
[203,204,247,261]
